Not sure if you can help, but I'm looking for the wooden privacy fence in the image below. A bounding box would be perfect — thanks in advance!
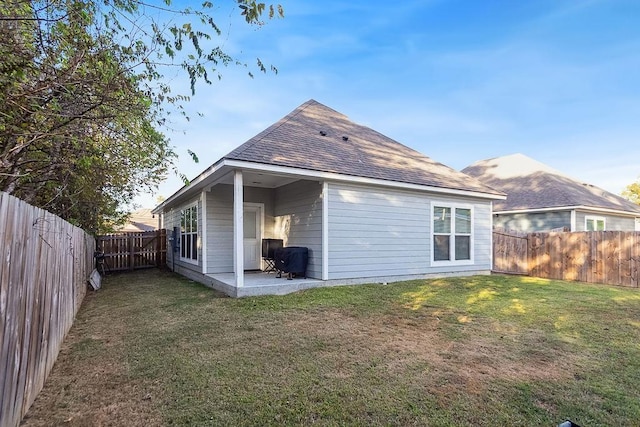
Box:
[96,229,166,272]
[493,230,640,287]
[0,192,95,427]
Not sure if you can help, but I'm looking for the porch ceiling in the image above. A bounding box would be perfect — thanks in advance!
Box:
[212,169,301,189]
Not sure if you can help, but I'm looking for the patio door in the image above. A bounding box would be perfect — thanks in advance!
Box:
[243,204,263,270]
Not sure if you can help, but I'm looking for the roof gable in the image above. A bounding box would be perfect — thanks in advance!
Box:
[463,153,640,214]
[224,100,501,196]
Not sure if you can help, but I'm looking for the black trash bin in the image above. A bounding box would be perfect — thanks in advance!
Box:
[274,247,308,279]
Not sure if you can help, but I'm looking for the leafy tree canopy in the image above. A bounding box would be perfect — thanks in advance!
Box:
[622,179,640,206]
[0,0,282,234]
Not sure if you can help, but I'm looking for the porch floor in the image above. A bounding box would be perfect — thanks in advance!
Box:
[206,270,488,298]
[207,271,325,297]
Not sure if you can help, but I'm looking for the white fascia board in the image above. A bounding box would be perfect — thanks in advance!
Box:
[222,160,506,201]
[496,205,640,217]
[151,204,163,215]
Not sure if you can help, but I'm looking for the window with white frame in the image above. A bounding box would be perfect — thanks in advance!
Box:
[585,216,605,231]
[180,204,198,261]
[433,204,472,263]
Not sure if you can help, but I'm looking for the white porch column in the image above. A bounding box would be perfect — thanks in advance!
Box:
[200,190,208,274]
[233,170,244,287]
[322,181,329,280]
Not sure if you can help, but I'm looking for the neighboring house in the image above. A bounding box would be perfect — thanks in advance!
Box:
[462,153,640,233]
[152,100,505,297]
[116,208,158,232]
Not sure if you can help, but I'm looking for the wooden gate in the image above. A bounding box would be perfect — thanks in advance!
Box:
[96,229,166,271]
[492,229,528,275]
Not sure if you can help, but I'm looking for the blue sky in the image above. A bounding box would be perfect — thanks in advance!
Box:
[137,0,640,207]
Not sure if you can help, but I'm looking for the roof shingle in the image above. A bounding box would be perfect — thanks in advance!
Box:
[224,100,502,196]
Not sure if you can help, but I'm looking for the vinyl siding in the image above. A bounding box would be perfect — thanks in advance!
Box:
[494,210,638,232]
[165,180,494,282]
[575,210,637,231]
[493,211,571,232]
[327,183,493,280]
[207,186,233,273]
[274,180,323,279]
[470,201,493,272]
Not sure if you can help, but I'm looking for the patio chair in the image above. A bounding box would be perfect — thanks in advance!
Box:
[261,238,283,273]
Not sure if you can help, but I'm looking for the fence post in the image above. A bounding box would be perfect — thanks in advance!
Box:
[156,230,161,267]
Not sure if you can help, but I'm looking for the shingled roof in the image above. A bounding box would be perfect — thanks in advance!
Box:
[462,153,640,214]
[224,100,502,196]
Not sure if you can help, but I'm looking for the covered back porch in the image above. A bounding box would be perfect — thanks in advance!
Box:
[200,165,329,293]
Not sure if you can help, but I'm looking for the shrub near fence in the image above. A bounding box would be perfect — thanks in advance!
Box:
[0,192,95,427]
[494,230,640,288]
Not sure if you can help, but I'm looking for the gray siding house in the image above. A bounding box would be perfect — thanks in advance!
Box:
[153,100,505,297]
[463,153,640,233]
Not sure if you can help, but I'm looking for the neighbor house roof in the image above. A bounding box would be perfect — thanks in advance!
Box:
[462,153,640,215]
[222,99,503,196]
[117,208,157,232]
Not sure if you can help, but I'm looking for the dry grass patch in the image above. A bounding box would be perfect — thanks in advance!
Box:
[22,292,165,427]
[283,310,576,390]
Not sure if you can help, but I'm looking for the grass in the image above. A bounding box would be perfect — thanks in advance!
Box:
[22,270,640,426]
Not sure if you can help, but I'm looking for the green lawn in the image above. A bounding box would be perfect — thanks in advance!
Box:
[23,270,640,426]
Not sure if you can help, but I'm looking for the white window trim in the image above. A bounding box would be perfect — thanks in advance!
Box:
[243,202,265,270]
[179,201,199,265]
[585,215,606,231]
[430,201,474,267]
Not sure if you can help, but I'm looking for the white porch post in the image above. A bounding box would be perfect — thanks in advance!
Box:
[489,202,493,271]
[200,190,208,274]
[322,181,329,280]
[233,170,244,287]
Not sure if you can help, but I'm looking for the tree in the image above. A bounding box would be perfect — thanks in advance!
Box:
[0,0,282,234]
[622,179,640,206]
